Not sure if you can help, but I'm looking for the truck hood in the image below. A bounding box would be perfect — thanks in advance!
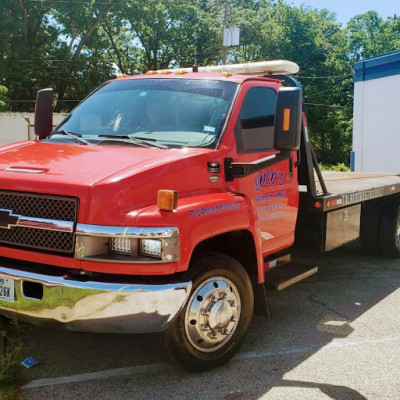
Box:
[0,141,185,187]
[0,141,220,222]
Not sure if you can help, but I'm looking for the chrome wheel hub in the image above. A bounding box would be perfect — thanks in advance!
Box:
[185,276,241,352]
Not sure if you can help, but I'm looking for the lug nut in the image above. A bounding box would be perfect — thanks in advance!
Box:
[209,295,217,302]
[201,324,210,331]
[219,291,227,299]
[229,300,237,307]
[222,329,231,335]
[209,332,218,339]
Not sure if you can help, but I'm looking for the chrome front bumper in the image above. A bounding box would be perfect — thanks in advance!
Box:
[0,266,192,334]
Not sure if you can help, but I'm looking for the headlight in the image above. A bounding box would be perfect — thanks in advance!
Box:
[140,239,162,258]
[75,225,179,263]
[110,237,134,256]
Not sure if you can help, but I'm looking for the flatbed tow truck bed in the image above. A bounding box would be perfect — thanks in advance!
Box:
[296,171,400,252]
[311,171,400,211]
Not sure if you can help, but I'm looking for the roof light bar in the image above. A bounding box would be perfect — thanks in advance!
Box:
[157,60,299,77]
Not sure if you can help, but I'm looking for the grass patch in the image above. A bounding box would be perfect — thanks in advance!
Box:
[0,319,23,400]
[320,162,350,172]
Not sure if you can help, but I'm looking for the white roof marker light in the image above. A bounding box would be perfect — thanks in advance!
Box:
[158,60,300,76]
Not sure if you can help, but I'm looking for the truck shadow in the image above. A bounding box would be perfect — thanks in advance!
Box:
[19,241,400,399]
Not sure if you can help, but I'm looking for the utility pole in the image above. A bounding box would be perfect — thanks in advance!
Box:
[222,0,229,65]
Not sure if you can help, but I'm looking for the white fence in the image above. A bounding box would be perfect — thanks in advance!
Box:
[0,113,66,146]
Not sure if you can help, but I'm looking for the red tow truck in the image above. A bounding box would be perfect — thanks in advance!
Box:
[0,60,400,371]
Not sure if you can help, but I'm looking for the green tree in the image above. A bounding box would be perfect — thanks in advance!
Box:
[347,11,400,62]
[1,0,397,167]
[0,86,9,111]
[114,0,221,72]
[0,0,116,111]
[0,0,58,111]
[49,1,117,110]
[229,0,353,164]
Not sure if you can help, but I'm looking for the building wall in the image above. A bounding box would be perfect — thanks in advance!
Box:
[352,51,400,173]
[0,113,66,146]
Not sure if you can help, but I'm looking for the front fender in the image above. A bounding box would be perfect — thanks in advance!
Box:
[136,192,262,274]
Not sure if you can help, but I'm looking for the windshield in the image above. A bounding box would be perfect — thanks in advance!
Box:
[57,78,238,148]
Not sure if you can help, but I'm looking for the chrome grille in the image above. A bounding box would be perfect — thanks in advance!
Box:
[0,191,77,220]
[0,191,78,254]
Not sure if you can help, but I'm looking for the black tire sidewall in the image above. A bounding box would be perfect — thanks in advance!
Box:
[163,253,254,372]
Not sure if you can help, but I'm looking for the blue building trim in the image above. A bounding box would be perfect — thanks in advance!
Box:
[350,151,355,172]
[354,50,400,82]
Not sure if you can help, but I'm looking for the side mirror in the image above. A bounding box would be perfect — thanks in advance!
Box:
[274,87,302,151]
[35,88,53,139]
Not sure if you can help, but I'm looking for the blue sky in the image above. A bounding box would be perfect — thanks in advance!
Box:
[287,0,399,25]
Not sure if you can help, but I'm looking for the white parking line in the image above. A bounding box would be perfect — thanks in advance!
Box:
[22,364,172,390]
[22,335,400,390]
[236,335,400,360]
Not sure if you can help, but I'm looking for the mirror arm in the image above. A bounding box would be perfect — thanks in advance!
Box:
[225,151,291,181]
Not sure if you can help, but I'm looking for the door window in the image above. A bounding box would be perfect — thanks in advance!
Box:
[235,86,276,153]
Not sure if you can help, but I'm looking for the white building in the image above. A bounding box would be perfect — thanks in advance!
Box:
[352,50,400,173]
[0,113,66,146]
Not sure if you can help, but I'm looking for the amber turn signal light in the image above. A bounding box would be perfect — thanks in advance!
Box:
[314,201,322,209]
[283,108,291,131]
[157,190,178,211]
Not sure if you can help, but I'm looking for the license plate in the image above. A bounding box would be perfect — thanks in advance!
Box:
[0,276,14,303]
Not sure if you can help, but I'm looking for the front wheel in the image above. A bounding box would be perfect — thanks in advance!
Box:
[163,253,254,372]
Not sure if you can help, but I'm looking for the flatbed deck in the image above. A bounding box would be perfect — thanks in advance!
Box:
[302,171,400,211]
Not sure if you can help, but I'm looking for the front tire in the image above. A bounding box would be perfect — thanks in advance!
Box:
[163,253,254,372]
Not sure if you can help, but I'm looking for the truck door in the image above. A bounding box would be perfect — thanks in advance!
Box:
[229,82,299,255]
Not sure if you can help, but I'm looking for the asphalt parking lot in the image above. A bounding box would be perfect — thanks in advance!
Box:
[7,241,400,399]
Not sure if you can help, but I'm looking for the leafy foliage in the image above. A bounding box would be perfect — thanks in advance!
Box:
[347,11,400,62]
[0,86,9,111]
[0,0,399,163]
[0,318,22,400]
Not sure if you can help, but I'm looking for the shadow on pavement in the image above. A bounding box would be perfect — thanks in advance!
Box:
[15,241,400,399]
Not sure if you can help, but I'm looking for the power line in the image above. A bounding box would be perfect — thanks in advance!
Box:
[305,89,353,99]
[305,102,352,109]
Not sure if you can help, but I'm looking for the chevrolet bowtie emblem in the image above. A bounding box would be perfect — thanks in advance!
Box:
[0,209,20,229]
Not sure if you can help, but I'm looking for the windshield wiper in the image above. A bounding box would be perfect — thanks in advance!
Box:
[98,134,168,149]
[51,130,89,145]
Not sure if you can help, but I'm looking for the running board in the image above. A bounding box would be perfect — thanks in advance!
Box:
[264,262,318,291]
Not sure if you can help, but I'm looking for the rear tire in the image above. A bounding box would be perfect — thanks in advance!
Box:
[163,253,254,372]
[379,203,400,258]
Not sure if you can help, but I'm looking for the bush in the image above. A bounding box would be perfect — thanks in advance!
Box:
[320,163,350,172]
[0,318,22,400]
[0,86,10,112]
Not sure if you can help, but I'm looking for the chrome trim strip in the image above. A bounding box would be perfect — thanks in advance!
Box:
[76,224,179,238]
[0,208,74,233]
[18,216,74,233]
[0,266,192,334]
[5,168,45,174]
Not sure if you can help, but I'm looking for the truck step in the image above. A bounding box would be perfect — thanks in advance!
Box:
[264,262,318,291]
